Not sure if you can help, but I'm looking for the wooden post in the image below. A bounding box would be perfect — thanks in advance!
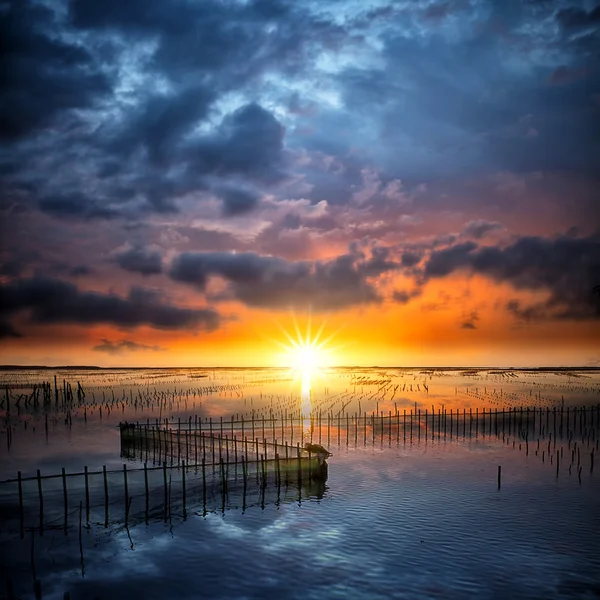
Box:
[144,462,149,522]
[36,469,44,534]
[103,465,109,527]
[84,466,90,524]
[123,464,129,522]
[182,460,187,517]
[78,500,83,576]
[497,465,501,489]
[297,442,302,487]
[163,463,168,520]
[220,459,226,513]
[201,458,207,513]
[62,467,68,532]
[18,471,24,539]
[241,455,247,513]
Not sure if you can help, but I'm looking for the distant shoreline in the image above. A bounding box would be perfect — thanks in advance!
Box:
[1,365,599,371]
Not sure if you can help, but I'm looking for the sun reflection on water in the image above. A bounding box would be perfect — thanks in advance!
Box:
[301,368,312,442]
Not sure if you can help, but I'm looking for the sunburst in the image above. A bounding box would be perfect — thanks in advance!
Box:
[267,312,344,380]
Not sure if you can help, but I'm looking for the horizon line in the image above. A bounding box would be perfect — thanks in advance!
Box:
[1,364,599,371]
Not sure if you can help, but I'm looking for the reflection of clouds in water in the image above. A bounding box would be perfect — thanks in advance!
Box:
[34,527,165,597]
[204,512,253,539]
[10,437,599,600]
[205,505,343,557]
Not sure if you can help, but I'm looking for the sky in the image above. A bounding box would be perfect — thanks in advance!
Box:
[1,0,599,368]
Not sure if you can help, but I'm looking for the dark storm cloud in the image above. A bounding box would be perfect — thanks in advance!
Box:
[216,186,261,217]
[114,246,163,276]
[93,339,166,354]
[424,234,600,319]
[358,245,399,277]
[170,249,397,310]
[0,278,221,330]
[0,1,110,141]
[2,0,599,329]
[105,86,215,166]
[183,103,286,183]
[400,251,422,268]
[66,0,336,189]
[69,0,342,81]
[424,243,478,278]
[2,0,344,223]
[38,194,119,220]
[556,5,600,31]
[331,0,600,180]
[89,101,286,217]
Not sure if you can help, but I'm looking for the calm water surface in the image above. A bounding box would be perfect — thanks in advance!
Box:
[1,367,599,599]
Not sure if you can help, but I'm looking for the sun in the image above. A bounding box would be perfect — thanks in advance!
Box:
[267,312,344,376]
[288,342,324,375]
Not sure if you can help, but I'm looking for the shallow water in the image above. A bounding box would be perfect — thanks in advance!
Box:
[1,367,600,599]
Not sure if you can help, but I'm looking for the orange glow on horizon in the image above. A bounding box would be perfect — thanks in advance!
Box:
[1,271,599,368]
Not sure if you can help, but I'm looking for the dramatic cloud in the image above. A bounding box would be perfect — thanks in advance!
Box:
[178,102,288,188]
[424,234,600,319]
[0,278,221,331]
[1,0,599,363]
[105,85,215,167]
[93,339,166,354]
[170,248,397,310]
[114,246,163,276]
[38,194,119,220]
[215,186,261,217]
[0,1,110,141]
[556,5,600,31]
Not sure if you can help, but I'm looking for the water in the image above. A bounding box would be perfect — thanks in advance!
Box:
[1,367,600,599]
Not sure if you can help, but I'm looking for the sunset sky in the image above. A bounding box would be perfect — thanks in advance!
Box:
[1,0,599,367]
